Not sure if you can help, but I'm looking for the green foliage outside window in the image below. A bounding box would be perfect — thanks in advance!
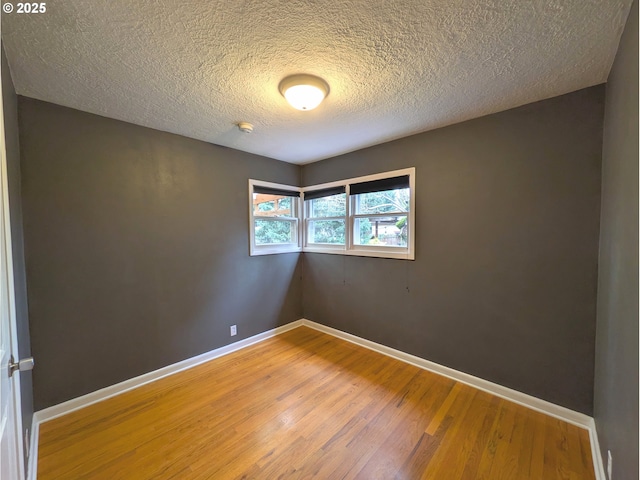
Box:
[255,220,293,244]
[258,201,275,212]
[307,194,346,244]
[309,220,345,244]
[279,197,291,210]
[309,194,346,217]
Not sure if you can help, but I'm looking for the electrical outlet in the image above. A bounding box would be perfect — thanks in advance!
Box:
[607,450,612,479]
[230,325,237,336]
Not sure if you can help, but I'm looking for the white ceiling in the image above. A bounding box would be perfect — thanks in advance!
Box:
[2,0,632,164]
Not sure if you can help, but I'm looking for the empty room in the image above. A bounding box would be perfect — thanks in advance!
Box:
[0,1,637,479]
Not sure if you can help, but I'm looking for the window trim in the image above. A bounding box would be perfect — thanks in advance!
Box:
[249,168,415,259]
[249,179,302,256]
[302,167,415,260]
[304,188,348,251]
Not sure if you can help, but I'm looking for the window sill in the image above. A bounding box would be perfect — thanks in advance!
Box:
[250,245,302,256]
[303,246,414,260]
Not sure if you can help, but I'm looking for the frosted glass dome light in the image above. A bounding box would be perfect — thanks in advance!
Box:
[279,74,329,111]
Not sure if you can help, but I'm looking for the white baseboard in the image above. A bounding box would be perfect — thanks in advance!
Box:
[28,318,605,480]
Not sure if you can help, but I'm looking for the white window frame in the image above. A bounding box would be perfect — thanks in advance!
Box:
[303,184,348,253]
[302,167,415,260]
[249,168,415,260]
[248,179,302,256]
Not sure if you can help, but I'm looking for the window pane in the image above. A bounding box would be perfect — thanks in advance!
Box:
[308,193,346,218]
[255,219,296,245]
[355,188,409,214]
[308,219,345,244]
[354,216,407,247]
[278,197,291,210]
[253,193,295,217]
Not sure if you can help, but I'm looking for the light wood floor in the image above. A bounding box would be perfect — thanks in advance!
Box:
[38,326,595,479]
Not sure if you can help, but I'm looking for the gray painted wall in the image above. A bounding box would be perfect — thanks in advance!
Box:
[18,98,302,410]
[301,86,604,414]
[594,1,639,478]
[2,45,33,462]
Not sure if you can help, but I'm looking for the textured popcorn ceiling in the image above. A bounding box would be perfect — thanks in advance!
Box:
[2,0,632,164]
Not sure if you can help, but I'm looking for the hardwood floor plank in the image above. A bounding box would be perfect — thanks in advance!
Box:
[205,357,389,478]
[342,371,444,479]
[543,416,562,479]
[282,360,426,479]
[37,326,596,480]
[418,387,479,479]
[395,416,453,480]
[424,381,462,436]
[484,399,518,480]
[578,427,597,480]
[491,406,524,480]
[528,409,548,479]
[458,394,501,480]
[429,391,497,480]
[318,374,454,480]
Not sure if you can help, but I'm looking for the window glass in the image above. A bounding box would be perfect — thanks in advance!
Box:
[254,219,297,245]
[308,193,346,218]
[306,193,346,245]
[308,219,346,244]
[251,189,299,251]
[354,216,408,247]
[253,193,295,218]
[355,188,410,215]
[278,197,291,211]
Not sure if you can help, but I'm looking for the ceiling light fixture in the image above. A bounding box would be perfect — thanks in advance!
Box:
[237,121,254,133]
[279,74,329,111]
